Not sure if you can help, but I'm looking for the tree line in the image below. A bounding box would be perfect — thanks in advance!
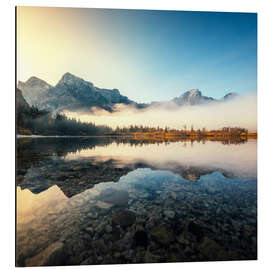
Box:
[16,103,249,137]
[17,106,112,136]
[109,125,248,137]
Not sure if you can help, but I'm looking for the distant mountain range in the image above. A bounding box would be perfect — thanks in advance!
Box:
[17,72,238,112]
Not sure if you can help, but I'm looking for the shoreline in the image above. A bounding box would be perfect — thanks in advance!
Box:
[16,134,134,139]
[16,134,257,140]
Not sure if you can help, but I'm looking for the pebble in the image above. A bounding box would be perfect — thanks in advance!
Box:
[112,210,136,227]
[164,210,175,219]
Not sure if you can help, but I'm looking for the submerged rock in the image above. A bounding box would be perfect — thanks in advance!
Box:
[91,239,108,254]
[98,188,129,206]
[187,221,204,240]
[151,225,174,245]
[144,251,161,263]
[170,192,177,200]
[133,230,148,248]
[112,210,136,227]
[95,201,113,210]
[164,210,175,219]
[197,237,222,259]
[105,225,113,233]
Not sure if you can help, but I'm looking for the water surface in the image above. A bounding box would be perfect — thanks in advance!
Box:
[16,137,257,266]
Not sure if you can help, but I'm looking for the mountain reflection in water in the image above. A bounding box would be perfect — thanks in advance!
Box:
[16,137,257,266]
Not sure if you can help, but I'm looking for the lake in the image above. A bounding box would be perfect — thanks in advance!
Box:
[16,137,257,266]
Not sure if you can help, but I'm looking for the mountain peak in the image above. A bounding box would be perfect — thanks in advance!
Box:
[223,92,238,100]
[20,76,52,89]
[59,72,79,82]
[186,89,202,97]
[57,72,94,88]
[62,72,76,80]
[173,89,213,106]
[26,76,42,83]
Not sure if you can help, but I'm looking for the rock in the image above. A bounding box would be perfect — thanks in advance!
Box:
[98,188,129,206]
[171,192,177,200]
[168,244,187,261]
[176,234,190,245]
[151,225,174,245]
[135,224,144,231]
[138,192,149,198]
[103,234,111,241]
[114,252,121,258]
[112,210,136,227]
[144,251,160,263]
[187,221,204,240]
[133,230,148,248]
[197,236,240,260]
[91,239,108,254]
[114,237,132,252]
[80,255,95,265]
[96,201,112,210]
[243,224,254,233]
[135,247,146,263]
[105,225,112,233]
[95,222,106,235]
[87,212,98,218]
[197,237,222,259]
[85,226,94,235]
[25,241,65,266]
[122,249,134,260]
[164,210,175,219]
[111,229,121,241]
[97,256,103,261]
[184,246,193,256]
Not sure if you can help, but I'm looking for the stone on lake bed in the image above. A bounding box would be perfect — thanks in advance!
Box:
[187,221,204,240]
[95,201,113,209]
[150,225,174,245]
[170,192,177,200]
[164,210,175,219]
[133,230,148,247]
[138,192,149,198]
[91,239,108,254]
[98,188,129,206]
[144,251,160,263]
[112,210,136,227]
[197,237,223,259]
[85,226,94,234]
[105,225,113,233]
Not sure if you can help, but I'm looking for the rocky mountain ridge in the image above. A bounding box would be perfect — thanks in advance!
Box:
[17,73,238,112]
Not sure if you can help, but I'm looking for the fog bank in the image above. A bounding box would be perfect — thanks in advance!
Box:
[64,92,257,131]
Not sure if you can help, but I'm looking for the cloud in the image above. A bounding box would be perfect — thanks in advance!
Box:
[64,92,257,131]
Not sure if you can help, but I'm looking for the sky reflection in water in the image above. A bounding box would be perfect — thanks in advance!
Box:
[16,138,257,266]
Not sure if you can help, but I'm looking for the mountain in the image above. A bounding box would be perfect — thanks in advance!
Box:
[18,73,134,112]
[150,89,238,109]
[16,88,30,112]
[17,73,238,112]
[172,89,214,106]
[223,92,238,100]
[18,76,52,106]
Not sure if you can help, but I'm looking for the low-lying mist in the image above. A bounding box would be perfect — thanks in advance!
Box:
[64,92,257,131]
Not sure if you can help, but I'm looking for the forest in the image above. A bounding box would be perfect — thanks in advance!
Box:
[17,105,112,136]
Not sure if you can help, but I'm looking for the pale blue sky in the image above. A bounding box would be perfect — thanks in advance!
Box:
[18,8,257,102]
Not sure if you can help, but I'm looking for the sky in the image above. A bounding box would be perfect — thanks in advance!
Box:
[17,7,257,103]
